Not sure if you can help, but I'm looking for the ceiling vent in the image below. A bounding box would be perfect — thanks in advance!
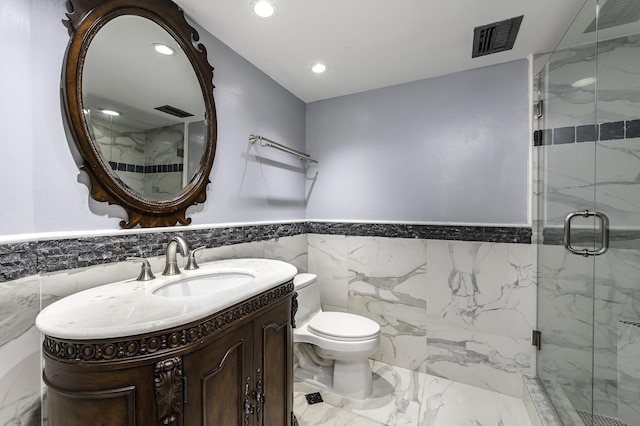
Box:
[154,105,194,118]
[584,0,640,33]
[472,15,524,58]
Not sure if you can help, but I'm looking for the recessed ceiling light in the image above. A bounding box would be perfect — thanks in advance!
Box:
[99,109,121,117]
[571,77,596,88]
[311,63,327,74]
[152,43,175,56]
[251,0,277,19]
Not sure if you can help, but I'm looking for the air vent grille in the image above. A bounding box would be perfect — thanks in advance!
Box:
[154,105,194,118]
[472,15,523,58]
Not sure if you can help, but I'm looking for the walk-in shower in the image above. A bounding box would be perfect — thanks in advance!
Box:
[534,0,640,424]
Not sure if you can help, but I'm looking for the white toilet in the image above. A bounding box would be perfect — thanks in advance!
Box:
[293,273,380,400]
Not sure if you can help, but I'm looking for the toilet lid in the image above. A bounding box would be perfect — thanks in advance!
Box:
[308,312,380,341]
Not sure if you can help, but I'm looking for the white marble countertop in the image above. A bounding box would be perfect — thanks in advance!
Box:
[36,258,297,340]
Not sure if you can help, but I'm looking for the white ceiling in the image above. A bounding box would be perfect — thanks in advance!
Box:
[174,0,587,103]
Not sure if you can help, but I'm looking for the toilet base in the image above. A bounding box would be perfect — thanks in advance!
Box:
[294,344,374,400]
[332,358,373,400]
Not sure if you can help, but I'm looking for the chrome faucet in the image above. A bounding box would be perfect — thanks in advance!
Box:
[162,236,189,276]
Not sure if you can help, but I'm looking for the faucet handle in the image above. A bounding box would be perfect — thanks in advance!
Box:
[126,257,156,281]
[184,246,206,270]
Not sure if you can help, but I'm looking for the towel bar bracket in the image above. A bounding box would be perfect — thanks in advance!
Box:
[249,134,318,164]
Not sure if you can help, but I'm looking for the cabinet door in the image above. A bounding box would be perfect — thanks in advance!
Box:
[254,299,293,426]
[44,361,158,426]
[183,323,253,426]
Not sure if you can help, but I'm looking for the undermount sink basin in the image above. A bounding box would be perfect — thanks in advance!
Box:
[153,272,255,297]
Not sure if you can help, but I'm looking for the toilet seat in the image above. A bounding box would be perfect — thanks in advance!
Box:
[307,312,379,342]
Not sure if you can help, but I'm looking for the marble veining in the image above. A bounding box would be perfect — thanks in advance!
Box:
[522,375,561,426]
[533,30,640,423]
[294,361,532,426]
[0,356,41,426]
[307,233,535,394]
[542,227,640,248]
[35,258,296,340]
[427,241,534,337]
[1,226,531,423]
[369,312,428,373]
[425,240,534,397]
[617,321,640,426]
[90,115,186,200]
[0,277,51,348]
[536,243,640,419]
[348,237,427,322]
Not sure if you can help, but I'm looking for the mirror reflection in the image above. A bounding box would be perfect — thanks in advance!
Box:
[82,15,206,201]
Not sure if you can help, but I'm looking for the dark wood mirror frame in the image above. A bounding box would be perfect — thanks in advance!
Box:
[63,0,217,228]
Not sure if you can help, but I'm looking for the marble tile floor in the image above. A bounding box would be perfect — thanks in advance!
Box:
[294,361,532,426]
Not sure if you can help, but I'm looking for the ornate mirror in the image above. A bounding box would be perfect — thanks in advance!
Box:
[62,0,217,228]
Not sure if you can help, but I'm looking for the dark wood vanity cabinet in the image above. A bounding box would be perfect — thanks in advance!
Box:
[183,299,293,425]
[42,282,294,426]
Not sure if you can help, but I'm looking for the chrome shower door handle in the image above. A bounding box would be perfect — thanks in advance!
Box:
[563,210,610,257]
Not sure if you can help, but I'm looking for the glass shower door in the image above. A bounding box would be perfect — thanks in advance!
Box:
[535,0,599,424]
[593,4,640,425]
[536,0,640,424]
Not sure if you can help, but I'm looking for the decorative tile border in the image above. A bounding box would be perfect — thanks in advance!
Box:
[0,222,531,282]
[307,222,531,243]
[541,227,640,248]
[108,161,184,174]
[533,119,640,146]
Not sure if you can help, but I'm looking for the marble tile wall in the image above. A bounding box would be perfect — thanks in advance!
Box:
[90,113,147,196]
[0,222,531,424]
[536,243,640,418]
[536,34,640,229]
[617,321,640,426]
[534,31,640,421]
[89,113,187,201]
[426,240,535,397]
[0,231,307,426]
[0,276,42,426]
[143,124,186,201]
[307,234,535,397]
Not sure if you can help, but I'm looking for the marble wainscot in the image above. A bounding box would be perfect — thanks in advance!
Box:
[425,240,535,397]
[0,225,308,426]
[0,275,43,425]
[307,226,534,398]
[617,320,640,426]
[0,221,533,425]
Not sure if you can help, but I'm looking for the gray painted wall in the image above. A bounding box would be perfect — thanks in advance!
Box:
[305,59,530,225]
[1,0,306,236]
[2,0,530,237]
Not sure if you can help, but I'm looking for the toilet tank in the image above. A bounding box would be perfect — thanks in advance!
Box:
[293,273,321,326]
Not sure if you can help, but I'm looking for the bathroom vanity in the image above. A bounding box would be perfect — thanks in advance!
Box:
[36,259,297,426]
